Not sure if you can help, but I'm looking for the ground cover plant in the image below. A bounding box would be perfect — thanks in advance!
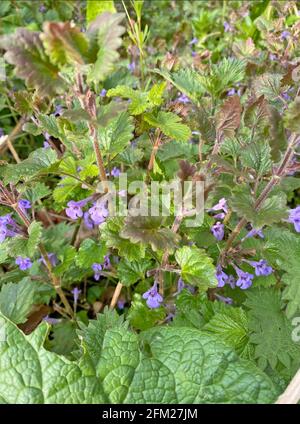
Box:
[0,0,300,404]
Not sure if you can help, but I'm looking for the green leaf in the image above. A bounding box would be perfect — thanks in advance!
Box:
[216,95,242,139]
[1,148,58,185]
[87,13,125,83]
[46,320,78,358]
[101,217,146,261]
[0,313,106,403]
[245,288,300,370]
[0,278,36,324]
[41,22,89,66]
[27,221,42,256]
[283,96,300,133]
[21,182,51,204]
[204,307,254,359]
[121,216,181,252]
[127,293,166,330]
[117,259,152,286]
[76,239,107,269]
[0,312,280,403]
[0,29,66,97]
[172,289,205,329]
[147,82,166,106]
[98,111,134,157]
[144,111,191,142]
[240,142,272,176]
[38,114,62,139]
[107,85,150,115]
[244,95,269,129]
[86,0,116,24]
[175,245,217,290]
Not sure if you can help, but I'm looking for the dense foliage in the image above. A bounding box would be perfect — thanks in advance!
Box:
[0,0,300,404]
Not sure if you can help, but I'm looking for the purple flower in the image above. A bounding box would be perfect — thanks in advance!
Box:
[215,293,233,304]
[209,198,228,214]
[117,299,126,309]
[280,30,291,40]
[211,222,224,241]
[65,200,85,220]
[246,259,273,277]
[223,21,232,32]
[88,201,109,225]
[103,255,111,269]
[269,53,277,61]
[227,88,236,96]
[189,37,198,45]
[39,253,58,267]
[18,199,31,210]
[191,51,197,57]
[43,315,60,324]
[0,214,18,242]
[100,89,107,97]
[39,4,47,13]
[244,227,264,240]
[177,277,185,293]
[92,263,102,280]
[228,275,236,289]
[216,264,229,288]
[128,62,136,72]
[234,266,254,290]
[54,104,63,117]
[43,140,51,149]
[15,256,32,271]
[0,226,7,243]
[83,211,95,230]
[111,167,121,177]
[71,287,81,304]
[143,281,163,309]
[177,93,190,104]
[288,206,300,232]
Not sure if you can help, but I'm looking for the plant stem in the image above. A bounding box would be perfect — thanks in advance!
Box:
[110,282,123,310]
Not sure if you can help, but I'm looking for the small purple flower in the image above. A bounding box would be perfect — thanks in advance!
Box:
[117,299,126,309]
[43,140,51,149]
[216,264,229,288]
[43,315,60,325]
[209,198,228,214]
[234,266,254,290]
[88,201,109,225]
[177,93,190,104]
[280,30,291,40]
[103,255,111,269]
[39,253,58,267]
[92,263,102,280]
[39,4,47,13]
[65,200,84,220]
[100,88,107,97]
[143,281,163,309]
[269,53,277,61]
[288,206,300,232]
[189,37,198,45]
[223,21,232,32]
[215,293,233,304]
[128,62,136,72]
[191,51,197,57]
[243,227,264,240]
[228,275,236,289]
[18,199,31,210]
[0,225,7,243]
[15,256,32,271]
[0,214,18,242]
[246,259,273,277]
[227,88,236,96]
[71,287,81,304]
[211,222,224,241]
[54,104,63,117]
[111,167,121,177]
[83,211,95,230]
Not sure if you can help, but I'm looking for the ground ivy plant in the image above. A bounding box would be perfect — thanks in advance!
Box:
[0,0,300,404]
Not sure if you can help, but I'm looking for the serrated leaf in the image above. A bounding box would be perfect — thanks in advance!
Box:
[101,217,146,261]
[12,91,33,115]
[75,239,107,269]
[216,95,242,140]
[1,148,58,185]
[41,22,89,66]
[0,278,36,324]
[98,111,134,157]
[0,311,280,403]
[283,96,300,133]
[107,85,150,115]
[240,142,272,176]
[121,216,180,252]
[117,259,152,286]
[144,111,191,142]
[0,29,66,97]
[245,288,300,370]
[87,13,125,83]
[244,95,269,129]
[27,221,42,256]
[175,245,217,290]
[127,293,166,330]
[87,0,116,24]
